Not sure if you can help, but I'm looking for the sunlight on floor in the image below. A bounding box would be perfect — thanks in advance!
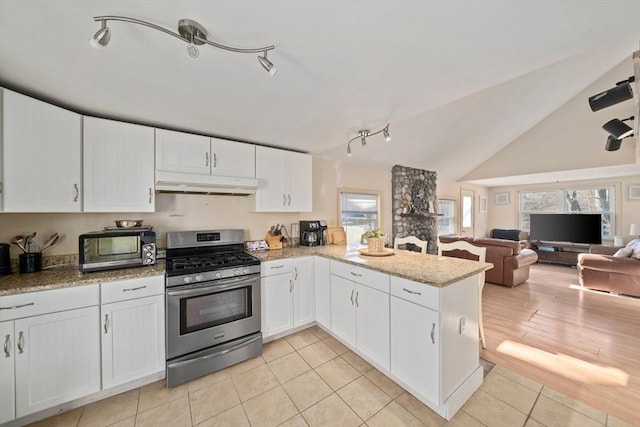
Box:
[496,340,629,386]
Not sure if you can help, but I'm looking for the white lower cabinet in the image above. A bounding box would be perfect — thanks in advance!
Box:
[314,256,331,329]
[330,261,390,371]
[261,257,315,339]
[0,285,101,423]
[100,276,165,389]
[390,295,439,403]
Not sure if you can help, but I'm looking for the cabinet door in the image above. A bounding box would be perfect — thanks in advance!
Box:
[390,296,439,403]
[261,273,293,338]
[102,294,165,389]
[2,90,82,212]
[14,306,100,417]
[314,257,331,329]
[156,129,210,175]
[286,151,312,212]
[293,257,315,327]
[211,138,255,178]
[356,284,390,370]
[0,321,15,424]
[330,275,356,347]
[255,146,288,212]
[83,117,155,212]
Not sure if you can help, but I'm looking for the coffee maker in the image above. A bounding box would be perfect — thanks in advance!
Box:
[300,220,328,246]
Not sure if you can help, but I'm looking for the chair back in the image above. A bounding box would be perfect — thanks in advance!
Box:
[394,236,427,254]
[437,238,486,263]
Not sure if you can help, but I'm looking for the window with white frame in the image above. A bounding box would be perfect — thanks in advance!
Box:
[438,199,456,236]
[339,191,380,243]
[519,187,615,238]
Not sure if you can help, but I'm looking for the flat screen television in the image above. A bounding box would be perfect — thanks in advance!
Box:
[529,213,602,244]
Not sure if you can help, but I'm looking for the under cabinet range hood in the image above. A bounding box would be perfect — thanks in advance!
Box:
[155,171,258,195]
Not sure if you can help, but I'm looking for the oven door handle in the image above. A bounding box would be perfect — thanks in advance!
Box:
[167,276,257,297]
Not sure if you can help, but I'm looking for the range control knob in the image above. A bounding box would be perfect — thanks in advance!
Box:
[195,275,204,282]
[242,267,249,274]
[233,269,240,276]
[183,277,191,284]
[215,272,222,279]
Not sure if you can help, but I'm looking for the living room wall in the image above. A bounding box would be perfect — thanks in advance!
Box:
[488,175,640,245]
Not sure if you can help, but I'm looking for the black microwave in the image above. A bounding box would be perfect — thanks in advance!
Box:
[79,230,156,273]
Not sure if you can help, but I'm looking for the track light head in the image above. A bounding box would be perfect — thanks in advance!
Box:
[258,52,277,76]
[605,135,623,151]
[383,125,391,142]
[603,116,634,139]
[347,143,352,156]
[588,77,634,112]
[90,20,111,48]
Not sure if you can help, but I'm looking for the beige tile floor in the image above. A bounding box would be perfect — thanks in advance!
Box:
[27,325,633,427]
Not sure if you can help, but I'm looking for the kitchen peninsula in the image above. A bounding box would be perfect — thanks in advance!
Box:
[0,245,491,424]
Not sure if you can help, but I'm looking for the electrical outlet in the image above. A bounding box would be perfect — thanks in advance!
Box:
[458,317,466,334]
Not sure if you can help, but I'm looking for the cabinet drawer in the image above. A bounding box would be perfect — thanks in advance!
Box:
[330,260,389,293]
[261,259,293,277]
[101,275,165,304]
[0,285,100,321]
[390,276,439,311]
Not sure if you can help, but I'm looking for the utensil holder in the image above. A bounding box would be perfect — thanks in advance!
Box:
[19,252,42,274]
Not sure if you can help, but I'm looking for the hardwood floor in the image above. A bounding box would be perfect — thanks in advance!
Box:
[480,262,640,426]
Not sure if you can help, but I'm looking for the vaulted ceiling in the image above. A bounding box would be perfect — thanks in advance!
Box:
[0,1,638,185]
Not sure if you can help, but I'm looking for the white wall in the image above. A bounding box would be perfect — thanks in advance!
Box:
[488,175,640,244]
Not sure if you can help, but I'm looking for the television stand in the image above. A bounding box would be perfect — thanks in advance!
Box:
[532,241,590,266]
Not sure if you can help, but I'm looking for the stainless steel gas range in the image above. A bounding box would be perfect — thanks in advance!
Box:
[165,229,262,387]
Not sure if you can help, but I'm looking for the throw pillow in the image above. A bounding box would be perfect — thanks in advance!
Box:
[613,247,633,258]
[626,239,640,259]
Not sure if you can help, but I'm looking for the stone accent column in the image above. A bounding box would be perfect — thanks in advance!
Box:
[391,165,438,254]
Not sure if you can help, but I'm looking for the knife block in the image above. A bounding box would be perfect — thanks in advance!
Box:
[265,232,283,249]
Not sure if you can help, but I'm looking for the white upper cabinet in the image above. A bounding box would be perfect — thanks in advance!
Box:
[83,117,155,212]
[155,129,210,175]
[1,89,82,212]
[255,146,312,212]
[156,129,255,178]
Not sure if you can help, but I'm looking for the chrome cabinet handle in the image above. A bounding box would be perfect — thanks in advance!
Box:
[283,193,286,206]
[123,285,147,292]
[271,264,284,269]
[0,302,35,311]
[104,314,109,334]
[294,267,298,281]
[73,183,79,202]
[213,153,217,168]
[4,334,10,358]
[205,152,209,167]
[350,272,362,277]
[403,288,422,296]
[430,323,435,344]
[288,194,291,206]
[148,188,153,204]
[17,331,24,354]
[355,291,359,308]
[350,289,354,306]
[289,279,293,293]
[0,182,3,194]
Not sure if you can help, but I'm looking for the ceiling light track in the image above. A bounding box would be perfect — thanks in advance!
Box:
[91,15,277,75]
[346,124,391,157]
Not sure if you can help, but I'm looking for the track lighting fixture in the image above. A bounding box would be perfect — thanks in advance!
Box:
[605,135,622,151]
[346,124,391,156]
[90,16,277,76]
[588,76,635,111]
[603,116,635,139]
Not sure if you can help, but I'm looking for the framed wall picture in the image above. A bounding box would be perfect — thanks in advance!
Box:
[479,195,487,213]
[629,184,640,201]
[495,192,510,205]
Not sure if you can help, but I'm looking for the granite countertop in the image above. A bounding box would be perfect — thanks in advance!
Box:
[1,244,492,297]
[0,261,167,297]
[252,244,493,287]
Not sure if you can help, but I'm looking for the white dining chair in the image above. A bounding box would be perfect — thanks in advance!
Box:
[437,237,488,348]
[393,236,428,254]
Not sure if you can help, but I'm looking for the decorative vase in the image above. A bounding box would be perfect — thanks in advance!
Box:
[367,237,385,252]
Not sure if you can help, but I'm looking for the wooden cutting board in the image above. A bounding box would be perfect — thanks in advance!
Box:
[326,227,346,245]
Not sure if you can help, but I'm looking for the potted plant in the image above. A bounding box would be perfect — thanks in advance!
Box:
[364,228,386,252]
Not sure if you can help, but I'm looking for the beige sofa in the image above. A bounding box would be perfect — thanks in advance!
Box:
[439,236,538,287]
